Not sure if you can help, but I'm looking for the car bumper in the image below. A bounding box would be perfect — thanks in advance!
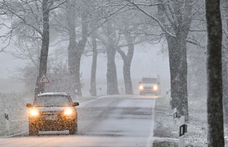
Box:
[29,116,77,131]
[140,90,158,94]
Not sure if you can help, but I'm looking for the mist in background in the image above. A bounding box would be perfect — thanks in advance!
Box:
[0,43,170,96]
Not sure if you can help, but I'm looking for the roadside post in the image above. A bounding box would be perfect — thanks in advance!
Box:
[173,108,177,124]
[5,109,10,135]
[179,116,187,147]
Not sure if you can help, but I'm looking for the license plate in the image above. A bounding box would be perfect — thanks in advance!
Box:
[44,115,58,120]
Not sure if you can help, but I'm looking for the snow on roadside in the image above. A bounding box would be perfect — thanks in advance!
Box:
[0,93,28,136]
[154,95,228,146]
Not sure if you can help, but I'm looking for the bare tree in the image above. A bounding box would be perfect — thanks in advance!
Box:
[104,1,160,95]
[66,0,88,97]
[115,10,139,95]
[36,0,66,94]
[106,20,119,95]
[84,1,139,96]
[117,29,134,95]
[126,0,194,120]
[36,0,50,93]
[90,29,98,96]
[206,0,224,146]
[87,0,105,97]
[158,0,193,120]
[0,0,66,95]
[66,0,77,96]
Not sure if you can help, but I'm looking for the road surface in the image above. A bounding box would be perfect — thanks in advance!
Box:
[0,95,157,147]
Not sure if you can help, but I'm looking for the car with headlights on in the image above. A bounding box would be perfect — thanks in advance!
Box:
[26,92,79,135]
[139,77,160,95]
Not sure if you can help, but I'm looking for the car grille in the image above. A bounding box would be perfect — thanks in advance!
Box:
[40,111,61,120]
[42,111,60,115]
[144,87,152,90]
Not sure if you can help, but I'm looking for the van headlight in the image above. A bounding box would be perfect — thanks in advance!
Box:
[139,85,144,90]
[153,85,158,91]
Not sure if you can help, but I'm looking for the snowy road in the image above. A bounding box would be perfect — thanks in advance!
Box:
[0,95,157,147]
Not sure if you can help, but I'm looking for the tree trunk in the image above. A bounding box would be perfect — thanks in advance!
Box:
[106,46,119,95]
[66,0,77,97]
[74,51,82,96]
[36,0,49,94]
[123,61,133,94]
[106,20,119,95]
[206,0,224,146]
[157,0,192,121]
[222,49,228,121]
[123,32,134,95]
[176,28,189,121]
[117,31,134,95]
[157,1,180,109]
[90,31,97,96]
[221,0,228,122]
[66,0,88,97]
[75,4,88,96]
[166,35,180,109]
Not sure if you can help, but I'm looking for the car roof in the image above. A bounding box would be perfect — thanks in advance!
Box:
[37,92,69,97]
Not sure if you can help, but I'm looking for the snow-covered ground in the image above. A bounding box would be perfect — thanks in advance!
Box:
[0,93,28,136]
[0,95,156,147]
[153,95,228,146]
[1,92,228,146]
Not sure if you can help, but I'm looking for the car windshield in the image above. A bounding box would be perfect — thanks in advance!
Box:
[34,95,71,107]
[142,78,157,84]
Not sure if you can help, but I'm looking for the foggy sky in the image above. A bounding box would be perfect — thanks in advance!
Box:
[0,41,170,94]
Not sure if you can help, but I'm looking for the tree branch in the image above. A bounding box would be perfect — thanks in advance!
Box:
[186,38,205,48]
[116,46,126,60]
[125,0,176,37]
[49,0,67,11]
[4,4,43,36]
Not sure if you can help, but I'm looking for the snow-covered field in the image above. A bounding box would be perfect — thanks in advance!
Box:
[0,93,28,136]
[153,95,228,147]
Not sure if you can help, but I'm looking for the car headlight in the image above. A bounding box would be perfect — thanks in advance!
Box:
[139,85,144,90]
[30,109,39,116]
[64,108,73,115]
[153,85,158,90]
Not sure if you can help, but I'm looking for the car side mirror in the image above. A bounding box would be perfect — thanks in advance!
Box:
[73,102,79,107]
[26,103,32,107]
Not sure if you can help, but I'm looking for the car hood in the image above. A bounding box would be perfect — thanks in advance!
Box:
[36,107,65,112]
[140,83,157,87]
